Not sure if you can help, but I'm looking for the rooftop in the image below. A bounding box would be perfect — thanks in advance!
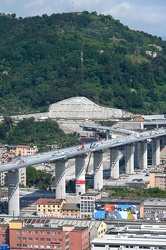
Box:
[143,199,166,206]
[92,233,166,246]
[61,203,80,211]
[81,192,100,197]
[36,198,65,205]
[23,218,105,230]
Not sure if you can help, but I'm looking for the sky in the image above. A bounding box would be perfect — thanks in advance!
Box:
[1,0,166,38]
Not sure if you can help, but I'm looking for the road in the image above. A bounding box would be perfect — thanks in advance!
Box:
[0,128,166,173]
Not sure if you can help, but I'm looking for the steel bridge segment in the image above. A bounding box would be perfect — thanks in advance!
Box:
[0,129,166,173]
[81,123,136,135]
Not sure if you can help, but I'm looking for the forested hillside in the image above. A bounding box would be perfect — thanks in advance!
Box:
[0,11,166,115]
[0,117,79,150]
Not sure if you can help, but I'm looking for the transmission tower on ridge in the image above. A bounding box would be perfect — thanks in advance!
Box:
[72,0,74,10]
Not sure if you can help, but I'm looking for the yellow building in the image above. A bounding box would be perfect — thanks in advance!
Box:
[9,220,23,229]
[61,203,80,218]
[36,198,66,217]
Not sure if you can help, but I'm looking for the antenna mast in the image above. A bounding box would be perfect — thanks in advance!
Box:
[72,0,74,10]
[81,51,84,84]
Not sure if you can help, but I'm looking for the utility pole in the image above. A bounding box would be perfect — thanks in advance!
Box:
[72,0,74,10]
[81,51,84,84]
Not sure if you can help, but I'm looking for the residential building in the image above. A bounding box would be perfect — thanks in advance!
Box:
[0,168,26,187]
[23,217,107,242]
[19,168,26,186]
[15,145,38,156]
[36,198,66,217]
[80,192,101,219]
[0,172,7,186]
[149,166,166,190]
[61,203,80,218]
[140,199,166,221]
[0,146,7,158]
[6,220,90,250]
[0,224,9,245]
[0,144,38,187]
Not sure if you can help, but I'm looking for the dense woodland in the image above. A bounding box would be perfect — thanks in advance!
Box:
[0,11,166,115]
[0,117,79,150]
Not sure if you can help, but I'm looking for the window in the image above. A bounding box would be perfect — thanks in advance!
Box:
[40,245,45,249]
[46,238,50,241]
[23,244,27,247]
[109,245,120,248]
[58,232,61,235]
[17,244,21,247]
[47,231,50,234]
[40,231,44,235]
[35,231,38,234]
[34,238,38,241]
[52,232,56,235]
[29,237,33,240]
[17,230,21,234]
[17,237,21,240]
[40,238,44,241]
[94,244,105,247]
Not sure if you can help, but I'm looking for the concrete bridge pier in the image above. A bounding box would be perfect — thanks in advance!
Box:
[140,141,148,169]
[8,170,20,216]
[75,155,86,195]
[125,144,135,174]
[152,139,160,166]
[55,160,67,199]
[161,136,166,146]
[110,148,120,179]
[106,130,110,140]
[93,151,103,191]
[134,142,141,169]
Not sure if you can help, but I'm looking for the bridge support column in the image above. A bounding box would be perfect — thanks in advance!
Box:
[152,139,160,166]
[75,155,86,195]
[8,170,19,216]
[134,142,141,169]
[106,130,110,140]
[161,136,166,146]
[93,151,103,191]
[140,141,148,169]
[125,144,135,174]
[110,148,120,179]
[55,161,67,199]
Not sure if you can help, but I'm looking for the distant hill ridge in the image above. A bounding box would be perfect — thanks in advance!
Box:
[0,11,166,115]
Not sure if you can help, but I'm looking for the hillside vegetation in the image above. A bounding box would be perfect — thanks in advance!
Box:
[0,117,79,150]
[0,11,166,115]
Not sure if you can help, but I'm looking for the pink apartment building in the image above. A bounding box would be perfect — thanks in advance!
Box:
[15,145,38,156]
[0,220,90,250]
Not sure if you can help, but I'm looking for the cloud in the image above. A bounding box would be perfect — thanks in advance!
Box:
[101,1,166,36]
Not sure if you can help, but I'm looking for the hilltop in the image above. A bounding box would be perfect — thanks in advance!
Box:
[0,11,166,115]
